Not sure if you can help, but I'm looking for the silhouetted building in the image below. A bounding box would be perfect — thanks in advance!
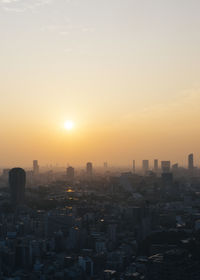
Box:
[2,169,10,180]
[2,169,10,177]
[33,160,39,176]
[154,159,158,172]
[26,170,34,186]
[133,160,136,173]
[161,161,170,173]
[67,166,75,181]
[9,168,26,206]
[188,154,194,170]
[142,160,149,173]
[172,163,178,171]
[86,162,93,176]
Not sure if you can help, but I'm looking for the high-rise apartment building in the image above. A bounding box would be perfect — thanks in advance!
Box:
[86,162,93,176]
[142,160,149,173]
[133,160,136,173]
[188,154,194,170]
[172,163,178,171]
[154,159,158,172]
[161,161,171,173]
[9,168,26,206]
[33,160,39,176]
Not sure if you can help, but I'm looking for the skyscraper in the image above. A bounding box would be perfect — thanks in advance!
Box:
[132,160,135,173]
[142,160,149,173]
[154,159,158,172]
[9,168,26,206]
[172,163,178,171]
[86,162,93,176]
[2,169,10,180]
[188,154,194,170]
[104,162,108,170]
[66,166,75,181]
[161,161,171,173]
[33,160,39,176]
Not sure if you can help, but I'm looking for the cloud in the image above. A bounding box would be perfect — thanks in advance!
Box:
[41,21,95,38]
[0,0,53,12]
[1,0,20,3]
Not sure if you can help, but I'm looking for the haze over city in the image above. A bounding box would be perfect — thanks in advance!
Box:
[1,0,200,167]
[2,1,200,279]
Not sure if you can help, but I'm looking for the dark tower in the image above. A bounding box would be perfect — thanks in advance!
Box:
[142,160,149,174]
[154,159,158,172]
[188,154,194,170]
[9,168,26,206]
[86,162,93,176]
[132,160,136,173]
[66,166,75,181]
[33,160,39,176]
[161,161,171,173]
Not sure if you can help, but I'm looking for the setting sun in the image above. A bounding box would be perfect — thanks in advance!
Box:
[64,120,74,131]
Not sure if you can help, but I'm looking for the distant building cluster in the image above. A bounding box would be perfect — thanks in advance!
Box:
[0,153,199,279]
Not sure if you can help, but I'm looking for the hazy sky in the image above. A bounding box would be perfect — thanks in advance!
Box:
[1,0,200,167]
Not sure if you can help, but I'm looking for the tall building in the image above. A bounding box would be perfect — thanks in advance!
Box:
[66,166,75,181]
[188,154,194,170]
[104,162,108,169]
[142,160,149,173]
[1,169,10,187]
[9,168,26,206]
[161,161,171,173]
[86,162,93,176]
[33,160,39,176]
[2,169,10,179]
[133,160,136,173]
[154,159,158,172]
[172,163,178,171]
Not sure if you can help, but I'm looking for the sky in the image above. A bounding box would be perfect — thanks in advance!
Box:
[1,0,200,167]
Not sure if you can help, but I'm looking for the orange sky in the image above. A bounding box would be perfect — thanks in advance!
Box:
[1,0,200,167]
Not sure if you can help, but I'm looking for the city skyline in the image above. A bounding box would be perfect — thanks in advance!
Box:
[1,1,200,279]
[1,153,199,170]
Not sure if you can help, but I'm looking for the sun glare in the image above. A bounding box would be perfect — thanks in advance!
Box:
[64,120,74,130]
